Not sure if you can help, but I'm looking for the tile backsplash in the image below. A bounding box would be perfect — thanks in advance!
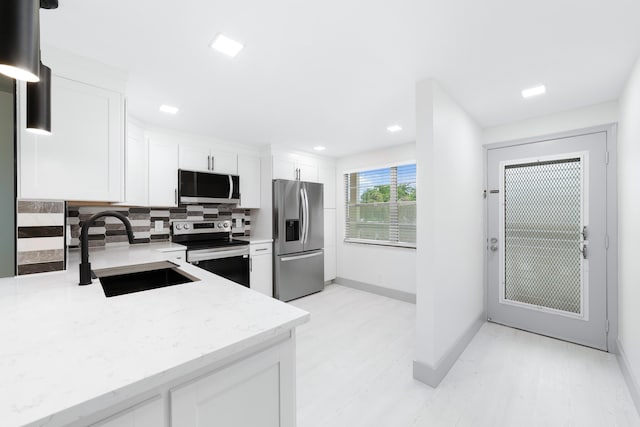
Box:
[16,200,66,275]
[67,204,252,249]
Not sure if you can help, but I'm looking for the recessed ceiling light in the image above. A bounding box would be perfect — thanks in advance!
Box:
[160,104,179,115]
[522,85,546,98]
[313,146,326,151]
[210,34,244,58]
[387,125,402,133]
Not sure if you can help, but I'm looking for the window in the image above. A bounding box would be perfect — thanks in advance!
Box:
[344,163,416,247]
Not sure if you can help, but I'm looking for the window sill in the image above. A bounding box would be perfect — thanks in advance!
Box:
[344,239,416,249]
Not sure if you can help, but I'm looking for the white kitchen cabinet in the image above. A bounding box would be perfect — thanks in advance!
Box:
[272,153,319,182]
[323,209,336,281]
[122,119,148,206]
[318,164,336,209]
[91,397,163,427]
[237,154,261,208]
[148,137,178,207]
[250,242,273,297]
[179,144,238,174]
[18,75,124,201]
[171,337,295,427]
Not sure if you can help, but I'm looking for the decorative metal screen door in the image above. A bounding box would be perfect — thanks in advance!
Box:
[487,131,608,351]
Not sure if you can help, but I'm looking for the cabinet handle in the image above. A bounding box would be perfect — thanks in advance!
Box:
[212,156,215,171]
[208,155,211,171]
[250,257,253,272]
[255,248,268,252]
[175,188,178,205]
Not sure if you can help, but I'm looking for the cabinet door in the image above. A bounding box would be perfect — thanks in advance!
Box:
[323,209,336,281]
[179,144,210,173]
[251,253,273,297]
[171,339,295,427]
[210,149,238,174]
[123,121,148,206]
[272,155,296,180]
[318,165,336,209]
[149,138,178,207]
[297,157,319,182]
[237,154,261,208]
[91,397,163,427]
[19,75,124,201]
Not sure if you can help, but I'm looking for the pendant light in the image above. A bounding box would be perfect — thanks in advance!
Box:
[0,0,41,82]
[26,63,51,135]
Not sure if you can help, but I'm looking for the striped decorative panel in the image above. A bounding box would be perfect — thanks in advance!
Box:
[16,200,66,275]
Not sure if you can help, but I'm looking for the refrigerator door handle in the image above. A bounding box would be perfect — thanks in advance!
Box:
[304,186,310,247]
[300,188,306,244]
[281,251,323,262]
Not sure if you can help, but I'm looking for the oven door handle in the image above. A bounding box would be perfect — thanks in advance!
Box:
[188,248,249,262]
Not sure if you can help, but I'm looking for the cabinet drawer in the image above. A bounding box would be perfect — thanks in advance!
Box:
[250,243,272,256]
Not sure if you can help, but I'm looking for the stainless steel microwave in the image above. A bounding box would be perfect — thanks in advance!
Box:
[178,170,240,204]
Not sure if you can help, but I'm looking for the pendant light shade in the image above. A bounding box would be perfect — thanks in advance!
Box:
[0,0,41,82]
[26,63,51,135]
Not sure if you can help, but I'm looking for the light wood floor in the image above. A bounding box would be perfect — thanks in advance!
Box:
[291,284,640,427]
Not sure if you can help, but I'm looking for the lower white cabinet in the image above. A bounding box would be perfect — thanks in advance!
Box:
[91,397,163,427]
[250,242,273,297]
[171,337,295,427]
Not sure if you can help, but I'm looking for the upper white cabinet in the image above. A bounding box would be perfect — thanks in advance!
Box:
[179,144,237,175]
[148,136,179,207]
[19,75,124,201]
[272,153,319,182]
[122,119,148,206]
[318,164,336,209]
[237,154,261,209]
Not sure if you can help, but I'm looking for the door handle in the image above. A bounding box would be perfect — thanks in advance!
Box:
[580,244,588,259]
[281,251,323,262]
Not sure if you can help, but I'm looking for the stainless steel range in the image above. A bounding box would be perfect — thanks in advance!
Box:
[172,220,250,287]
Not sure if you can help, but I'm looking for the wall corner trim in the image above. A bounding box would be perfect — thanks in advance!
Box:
[334,277,416,304]
[413,315,485,388]
[617,339,640,416]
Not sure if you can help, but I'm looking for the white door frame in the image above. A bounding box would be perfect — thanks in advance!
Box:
[482,124,618,352]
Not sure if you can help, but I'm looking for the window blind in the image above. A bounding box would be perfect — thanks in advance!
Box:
[344,163,416,247]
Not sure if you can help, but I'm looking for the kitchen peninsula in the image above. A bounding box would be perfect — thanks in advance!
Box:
[0,243,309,427]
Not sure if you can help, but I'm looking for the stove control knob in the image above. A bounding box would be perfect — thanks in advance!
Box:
[183,224,191,230]
[217,223,223,229]
[175,224,182,230]
[223,222,229,228]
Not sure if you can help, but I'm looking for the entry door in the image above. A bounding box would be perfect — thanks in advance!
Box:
[487,131,608,351]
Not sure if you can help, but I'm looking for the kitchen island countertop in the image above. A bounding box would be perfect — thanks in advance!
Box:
[0,242,309,427]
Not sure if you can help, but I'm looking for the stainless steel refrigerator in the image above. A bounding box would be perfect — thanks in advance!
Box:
[273,179,324,301]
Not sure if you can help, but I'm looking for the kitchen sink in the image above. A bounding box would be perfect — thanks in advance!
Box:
[94,261,198,297]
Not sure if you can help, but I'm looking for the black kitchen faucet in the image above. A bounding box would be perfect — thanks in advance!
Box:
[79,211,135,285]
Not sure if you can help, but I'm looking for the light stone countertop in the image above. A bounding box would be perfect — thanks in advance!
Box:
[0,242,309,427]
[234,236,273,244]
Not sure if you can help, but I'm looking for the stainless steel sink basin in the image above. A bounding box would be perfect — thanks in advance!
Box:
[94,261,198,297]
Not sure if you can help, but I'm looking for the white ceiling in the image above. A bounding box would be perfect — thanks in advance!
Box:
[40,0,640,157]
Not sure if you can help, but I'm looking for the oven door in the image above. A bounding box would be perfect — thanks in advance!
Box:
[189,248,250,287]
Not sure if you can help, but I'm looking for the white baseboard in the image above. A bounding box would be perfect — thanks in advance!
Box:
[413,314,485,387]
[334,277,416,304]
[617,339,640,416]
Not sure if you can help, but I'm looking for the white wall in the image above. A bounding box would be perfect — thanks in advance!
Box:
[618,56,640,400]
[335,143,416,295]
[415,80,485,375]
[483,100,618,144]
